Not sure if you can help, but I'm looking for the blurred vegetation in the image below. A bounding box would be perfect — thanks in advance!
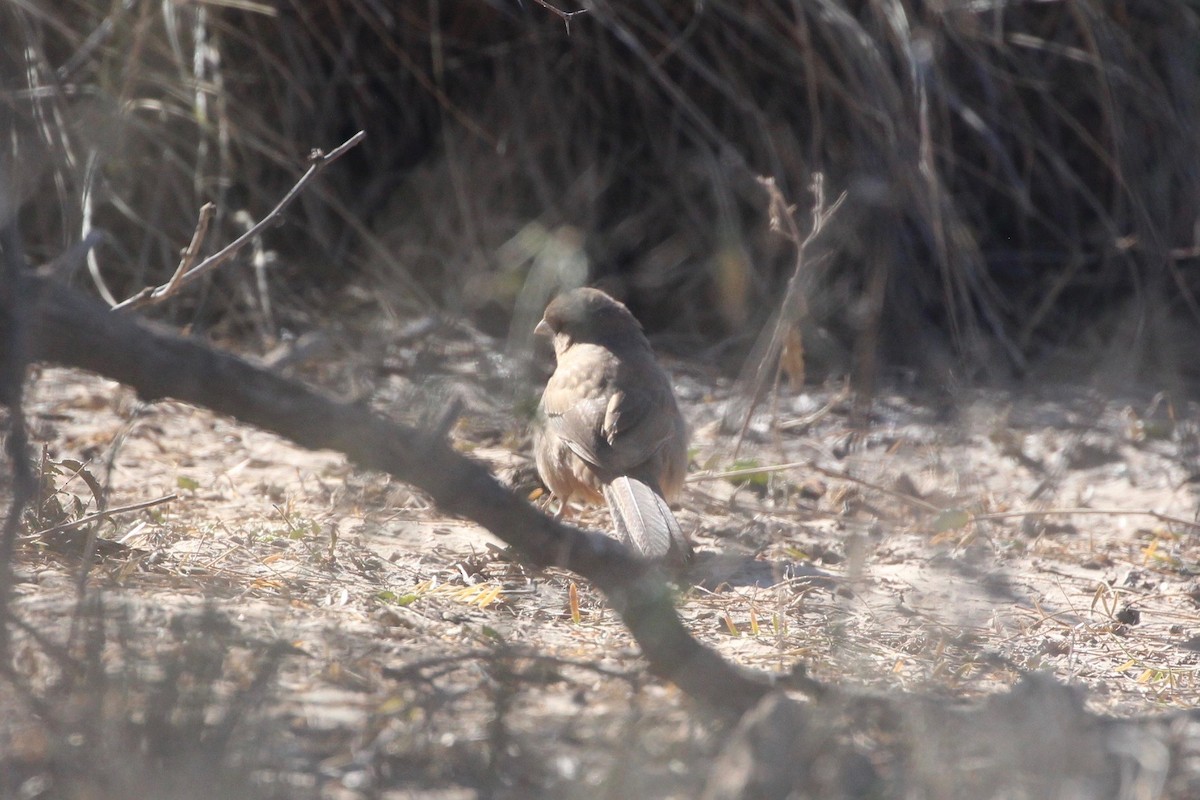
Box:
[3,1,1200,386]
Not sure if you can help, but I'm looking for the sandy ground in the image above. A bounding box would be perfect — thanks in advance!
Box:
[4,323,1200,797]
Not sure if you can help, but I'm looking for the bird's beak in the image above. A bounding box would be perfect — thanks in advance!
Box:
[534,318,552,336]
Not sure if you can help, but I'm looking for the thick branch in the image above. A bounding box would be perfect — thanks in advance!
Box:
[22,275,780,715]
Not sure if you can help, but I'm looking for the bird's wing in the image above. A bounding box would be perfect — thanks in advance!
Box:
[599,386,675,473]
[543,392,608,468]
[543,383,671,475]
[540,345,676,476]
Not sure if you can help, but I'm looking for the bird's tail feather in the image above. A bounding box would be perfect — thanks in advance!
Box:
[602,476,690,562]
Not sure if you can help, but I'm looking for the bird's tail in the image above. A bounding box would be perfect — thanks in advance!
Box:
[602,476,691,563]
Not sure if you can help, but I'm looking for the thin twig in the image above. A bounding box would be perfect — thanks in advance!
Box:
[972,507,1200,532]
[707,452,1200,533]
[162,202,215,296]
[689,459,941,513]
[692,459,1200,530]
[529,0,588,34]
[111,131,366,312]
[731,174,846,459]
[24,494,178,539]
[382,647,639,683]
[775,384,851,431]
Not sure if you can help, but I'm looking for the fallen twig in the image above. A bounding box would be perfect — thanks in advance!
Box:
[689,459,941,514]
[972,507,1200,532]
[24,273,792,716]
[24,494,178,539]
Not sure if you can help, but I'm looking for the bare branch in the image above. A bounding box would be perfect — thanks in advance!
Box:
[111,131,366,313]
[529,0,588,34]
[729,174,847,458]
[165,202,216,295]
[22,273,800,716]
[0,196,36,659]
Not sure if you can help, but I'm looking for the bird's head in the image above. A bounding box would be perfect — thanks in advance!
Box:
[535,287,645,353]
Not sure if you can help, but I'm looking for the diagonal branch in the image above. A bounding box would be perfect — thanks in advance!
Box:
[728,174,846,458]
[111,131,366,312]
[22,273,800,716]
[0,199,37,658]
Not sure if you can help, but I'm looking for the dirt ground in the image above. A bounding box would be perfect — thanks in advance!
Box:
[3,314,1200,798]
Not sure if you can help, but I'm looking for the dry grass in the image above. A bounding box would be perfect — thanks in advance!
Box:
[5,2,1200,382]
[6,2,1200,796]
[3,349,1200,796]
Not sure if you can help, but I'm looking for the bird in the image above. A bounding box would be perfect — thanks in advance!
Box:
[532,287,692,562]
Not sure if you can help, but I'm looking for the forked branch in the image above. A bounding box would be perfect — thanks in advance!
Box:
[729,174,847,457]
[111,132,365,312]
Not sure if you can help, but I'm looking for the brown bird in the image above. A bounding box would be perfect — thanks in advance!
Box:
[533,287,691,562]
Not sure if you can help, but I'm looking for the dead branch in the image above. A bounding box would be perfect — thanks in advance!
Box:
[728,174,846,457]
[0,208,36,657]
[20,272,791,716]
[529,0,588,34]
[111,131,365,312]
